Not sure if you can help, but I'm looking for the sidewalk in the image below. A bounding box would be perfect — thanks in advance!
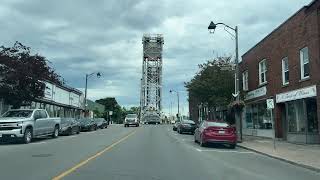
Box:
[238,135,320,172]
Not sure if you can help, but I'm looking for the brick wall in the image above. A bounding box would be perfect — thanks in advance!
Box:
[240,1,320,138]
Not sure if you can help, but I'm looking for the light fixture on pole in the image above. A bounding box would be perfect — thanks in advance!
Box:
[208,21,242,142]
[84,72,102,116]
[169,89,180,121]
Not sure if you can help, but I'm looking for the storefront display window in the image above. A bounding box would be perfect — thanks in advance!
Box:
[306,98,318,133]
[287,99,318,133]
[245,102,272,129]
[245,106,253,128]
[288,100,305,132]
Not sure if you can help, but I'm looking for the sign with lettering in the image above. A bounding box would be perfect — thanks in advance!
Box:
[266,99,274,109]
[276,85,317,103]
[245,86,267,100]
[44,82,53,100]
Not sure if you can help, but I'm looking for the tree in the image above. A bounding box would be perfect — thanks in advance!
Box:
[0,42,62,108]
[185,56,234,118]
[95,97,123,123]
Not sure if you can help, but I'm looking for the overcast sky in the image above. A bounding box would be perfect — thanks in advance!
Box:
[0,0,311,115]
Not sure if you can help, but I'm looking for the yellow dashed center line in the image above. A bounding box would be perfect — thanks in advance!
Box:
[52,130,137,180]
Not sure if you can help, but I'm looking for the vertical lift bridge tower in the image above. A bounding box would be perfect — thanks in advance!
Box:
[140,34,164,124]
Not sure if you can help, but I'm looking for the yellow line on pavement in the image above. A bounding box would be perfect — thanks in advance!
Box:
[52,130,137,180]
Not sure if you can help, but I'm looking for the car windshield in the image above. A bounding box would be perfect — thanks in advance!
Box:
[182,120,195,124]
[1,110,33,118]
[126,114,137,118]
[207,122,229,128]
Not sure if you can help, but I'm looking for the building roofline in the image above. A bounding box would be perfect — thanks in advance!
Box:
[44,80,82,95]
[241,0,317,59]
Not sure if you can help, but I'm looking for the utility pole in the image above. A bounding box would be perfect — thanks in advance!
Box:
[208,21,242,142]
[84,72,101,117]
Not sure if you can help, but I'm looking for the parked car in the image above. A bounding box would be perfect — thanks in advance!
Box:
[77,118,98,131]
[60,118,81,135]
[124,114,139,127]
[0,109,61,144]
[94,118,108,129]
[177,120,197,134]
[194,121,237,148]
[172,121,180,131]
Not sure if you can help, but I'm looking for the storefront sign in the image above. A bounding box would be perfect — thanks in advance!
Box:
[276,85,317,103]
[245,86,267,100]
[266,99,274,109]
[44,82,53,100]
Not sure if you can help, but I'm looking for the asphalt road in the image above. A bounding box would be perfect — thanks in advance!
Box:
[0,125,319,180]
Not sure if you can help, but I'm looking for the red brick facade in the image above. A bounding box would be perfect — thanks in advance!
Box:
[240,0,320,142]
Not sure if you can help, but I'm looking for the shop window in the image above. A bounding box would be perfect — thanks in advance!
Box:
[288,100,305,133]
[282,57,289,85]
[306,98,318,133]
[245,106,253,128]
[259,59,267,85]
[300,47,309,79]
[245,103,272,129]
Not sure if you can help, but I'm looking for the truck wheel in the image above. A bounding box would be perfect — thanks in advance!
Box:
[52,125,59,138]
[23,128,32,144]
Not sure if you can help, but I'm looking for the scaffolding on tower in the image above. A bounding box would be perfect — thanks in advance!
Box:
[140,34,164,124]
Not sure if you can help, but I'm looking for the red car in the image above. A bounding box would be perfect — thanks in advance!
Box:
[194,121,237,149]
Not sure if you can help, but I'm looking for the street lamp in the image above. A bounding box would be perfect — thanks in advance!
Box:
[169,90,180,120]
[84,72,101,115]
[208,21,242,142]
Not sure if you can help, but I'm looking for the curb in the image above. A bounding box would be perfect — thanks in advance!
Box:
[237,144,320,173]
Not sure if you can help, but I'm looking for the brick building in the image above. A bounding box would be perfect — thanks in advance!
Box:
[240,0,320,143]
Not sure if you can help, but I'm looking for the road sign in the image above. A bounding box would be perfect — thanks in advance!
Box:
[109,111,113,115]
[266,99,274,109]
[232,92,239,97]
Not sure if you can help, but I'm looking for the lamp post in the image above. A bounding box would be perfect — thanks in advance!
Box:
[208,21,242,142]
[84,72,101,116]
[169,90,180,121]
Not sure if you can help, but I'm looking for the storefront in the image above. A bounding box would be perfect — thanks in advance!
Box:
[1,81,84,118]
[242,86,275,138]
[276,85,319,144]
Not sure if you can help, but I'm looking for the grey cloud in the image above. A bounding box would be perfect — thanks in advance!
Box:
[0,0,312,111]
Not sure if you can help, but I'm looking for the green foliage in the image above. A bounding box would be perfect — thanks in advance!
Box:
[0,42,62,108]
[96,97,123,123]
[185,56,235,108]
[93,108,103,118]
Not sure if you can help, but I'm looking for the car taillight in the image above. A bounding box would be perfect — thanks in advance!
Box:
[228,127,236,134]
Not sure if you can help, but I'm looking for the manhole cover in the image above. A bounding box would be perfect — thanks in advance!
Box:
[32,154,53,157]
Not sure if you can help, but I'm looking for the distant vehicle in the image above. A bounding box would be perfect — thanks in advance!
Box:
[172,121,180,131]
[177,120,196,134]
[77,118,98,131]
[194,121,237,149]
[60,118,81,135]
[0,109,61,144]
[124,114,139,127]
[170,120,176,124]
[144,114,161,125]
[94,118,108,129]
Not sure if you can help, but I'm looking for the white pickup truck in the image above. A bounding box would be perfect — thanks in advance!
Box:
[0,109,61,143]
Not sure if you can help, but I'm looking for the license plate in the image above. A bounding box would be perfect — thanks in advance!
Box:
[218,131,225,134]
